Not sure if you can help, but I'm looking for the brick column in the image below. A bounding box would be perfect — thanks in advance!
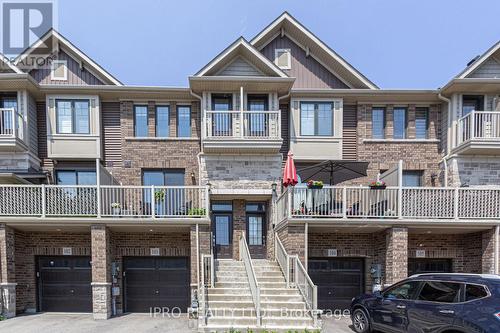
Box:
[233,199,246,259]
[190,224,211,301]
[91,225,112,319]
[0,224,16,318]
[384,227,408,285]
[481,228,496,274]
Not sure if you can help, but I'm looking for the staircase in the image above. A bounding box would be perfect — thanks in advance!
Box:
[201,259,318,332]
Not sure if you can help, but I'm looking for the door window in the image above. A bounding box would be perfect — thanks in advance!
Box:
[215,215,230,246]
[383,281,420,300]
[417,281,462,303]
[248,216,263,245]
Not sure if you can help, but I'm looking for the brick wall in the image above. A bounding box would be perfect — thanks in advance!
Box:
[385,227,408,285]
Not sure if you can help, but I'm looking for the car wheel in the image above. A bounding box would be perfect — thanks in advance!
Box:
[352,308,371,333]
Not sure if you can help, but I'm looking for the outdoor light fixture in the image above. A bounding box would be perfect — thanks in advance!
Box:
[271,182,277,193]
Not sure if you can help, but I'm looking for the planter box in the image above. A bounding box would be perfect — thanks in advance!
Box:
[307,185,324,190]
[369,185,387,190]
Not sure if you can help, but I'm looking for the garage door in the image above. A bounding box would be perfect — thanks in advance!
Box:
[308,258,364,311]
[37,256,92,312]
[123,257,190,313]
[408,258,452,276]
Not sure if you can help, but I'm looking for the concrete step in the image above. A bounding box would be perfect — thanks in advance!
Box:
[208,287,250,295]
[258,281,287,288]
[260,288,301,296]
[260,294,304,302]
[261,301,308,310]
[208,300,255,309]
[206,316,258,327]
[206,307,257,317]
[261,317,315,328]
[215,271,247,277]
[214,281,249,288]
[256,276,286,283]
[215,275,248,282]
[208,294,252,302]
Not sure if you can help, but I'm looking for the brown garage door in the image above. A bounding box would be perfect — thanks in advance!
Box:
[123,257,190,313]
[37,256,92,312]
[308,258,364,311]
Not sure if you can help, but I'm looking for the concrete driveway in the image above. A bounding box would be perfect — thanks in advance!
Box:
[0,313,356,333]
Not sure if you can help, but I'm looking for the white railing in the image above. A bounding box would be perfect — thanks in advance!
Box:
[0,184,209,219]
[0,108,25,141]
[204,110,281,139]
[199,253,214,325]
[239,233,261,326]
[293,255,318,321]
[457,111,500,145]
[277,186,500,220]
[274,233,291,288]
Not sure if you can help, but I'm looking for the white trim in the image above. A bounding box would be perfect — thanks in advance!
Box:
[457,41,500,79]
[274,48,291,70]
[0,55,23,74]
[50,60,68,81]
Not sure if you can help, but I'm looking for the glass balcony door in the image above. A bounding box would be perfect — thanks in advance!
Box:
[247,95,268,137]
[211,94,233,136]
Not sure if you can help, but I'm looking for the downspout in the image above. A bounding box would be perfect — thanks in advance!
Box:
[438,93,452,187]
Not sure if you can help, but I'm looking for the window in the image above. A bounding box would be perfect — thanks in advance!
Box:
[417,281,462,303]
[142,169,185,186]
[246,202,266,246]
[177,105,191,137]
[462,95,484,116]
[372,108,385,139]
[134,105,148,137]
[393,107,407,139]
[51,60,67,81]
[142,169,185,216]
[156,105,170,137]
[247,95,268,136]
[212,202,233,247]
[56,99,90,134]
[1,97,17,134]
[274,49,291,69]
[415,107,428,139]
[300,102,333,136]
[465,284,488,301]
[383,281,420,300]
[56,170,96,185]
[212,94,232,136]
[403,171,423,187]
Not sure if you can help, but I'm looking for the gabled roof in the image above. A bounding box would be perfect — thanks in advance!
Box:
[250,12,378,89]
[0,53,22,74]
[455,40,500,79]
[14,29,122,86]
[195,37,288,78]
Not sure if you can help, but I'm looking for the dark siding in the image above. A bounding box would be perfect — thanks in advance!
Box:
[280,103,289,158]
[30,50,104,85]
[36,101,53,170]
[342,104,357,160]
[102,102,122,166]
[261,36,349,89]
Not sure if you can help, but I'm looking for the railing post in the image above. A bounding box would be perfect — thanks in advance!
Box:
[398,185,403,219]
[342,187,347,218]
[287,187,292,218]
[204,186,210,218]
[277,109,281,139]
[41,184,46,218]
[294,255,299,287]
[286,255,290,288]
[151,185,155,219]
[471,111,476,139]
[454,187,459,220]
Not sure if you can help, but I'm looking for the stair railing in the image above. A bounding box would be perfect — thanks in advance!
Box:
[199,253,214,325]
[294,254,319,325]
[239,232,261,326]
[274,233,291,288]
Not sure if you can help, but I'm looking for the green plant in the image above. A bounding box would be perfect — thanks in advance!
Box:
[154,189,165,202]
[111,202,121,209]
[0,314,5,321]
[187,207,206,216]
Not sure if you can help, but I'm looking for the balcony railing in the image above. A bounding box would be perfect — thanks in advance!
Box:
[0,185,209,219]
[0,108,25,141]
[276,186,500,222]
[457,111,500,146]
[204,110,281,139]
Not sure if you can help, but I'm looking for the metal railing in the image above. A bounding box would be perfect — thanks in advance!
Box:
[0,108,25,141]
[274,233,291,288]
[204,110,281,139]
[239,233,261,326]
[293,255,318,316]
[457,111,500,145]
[0,184,209,219]
[199,253,214,325]
[277,186,500,220]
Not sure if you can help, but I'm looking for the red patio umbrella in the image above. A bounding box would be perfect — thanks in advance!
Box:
[282,151,298,187]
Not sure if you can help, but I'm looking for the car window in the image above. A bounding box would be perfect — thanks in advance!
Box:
[465,284,488,301]
[417,281,462,303]
[383,281,420,300]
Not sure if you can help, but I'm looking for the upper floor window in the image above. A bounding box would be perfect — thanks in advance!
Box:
[156,105,170,137]
[177,105,191,137]
[56,170,96,185]
[142,169,185,186]
[56,99,90,134]
[300,102,333,136]
[372,108,385,139]
[274,49,291,70]
[393,107,407,139]
[403,170,423,187]
[134,105,148,137]
[415,107,428,139]
[51,60,68,81]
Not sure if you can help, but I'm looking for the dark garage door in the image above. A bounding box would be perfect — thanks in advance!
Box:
[124,257,190,313]
[37,256,92,312]
[308,258,364,311]
[408,258,452,276]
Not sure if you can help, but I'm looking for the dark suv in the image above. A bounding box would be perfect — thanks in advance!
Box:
[350,273,500,333]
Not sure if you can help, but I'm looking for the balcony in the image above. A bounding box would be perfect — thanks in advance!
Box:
[0,108,27,151]
[456,111,500,154]
[0,185,209,222]
[203,110,282,153]
[276,186,500,224]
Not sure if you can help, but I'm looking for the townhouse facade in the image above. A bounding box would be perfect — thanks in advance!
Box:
[0,11,499,329]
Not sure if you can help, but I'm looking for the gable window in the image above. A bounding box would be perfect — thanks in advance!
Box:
[134,105,148,137]
[156,105,169,137]
[56,99,90,134]
[177,105,191,137]
[274,49,291,70]
[372,108,385,139]
[415,107,428,139]
[51,60,68,81]
[300,102,333,136]
[393,107,407,139]
[403,170,423,187]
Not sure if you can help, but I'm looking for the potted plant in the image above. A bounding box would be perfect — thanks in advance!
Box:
[187,207,206,216]
[111,202,121,215]
[369,180,386,189]
[306,180,324,189]
[154,189,166,202]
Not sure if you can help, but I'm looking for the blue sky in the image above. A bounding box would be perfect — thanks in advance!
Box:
[58,0,500,89]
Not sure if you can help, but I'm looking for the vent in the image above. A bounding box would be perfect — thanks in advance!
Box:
[466,55,480,67]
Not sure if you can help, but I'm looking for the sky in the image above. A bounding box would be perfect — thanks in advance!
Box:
[57,0,500,89]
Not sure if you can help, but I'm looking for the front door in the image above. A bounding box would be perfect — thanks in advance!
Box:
[246,202,267,258]
[213,214,232,259]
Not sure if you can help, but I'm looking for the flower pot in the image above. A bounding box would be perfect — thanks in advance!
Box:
[112,207,121,215]
[307,185,324,190]
[369,185,386,190]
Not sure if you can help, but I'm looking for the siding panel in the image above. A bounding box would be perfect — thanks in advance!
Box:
[280,103,289,158]
[342,104,357,160]
[28,93,38,156]
[102,102,122,166]
[36,101,53,170]
[469,58,500,78]
[217,57,263,76]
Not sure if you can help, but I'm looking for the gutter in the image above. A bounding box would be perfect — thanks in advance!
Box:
[438,93,452,187]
